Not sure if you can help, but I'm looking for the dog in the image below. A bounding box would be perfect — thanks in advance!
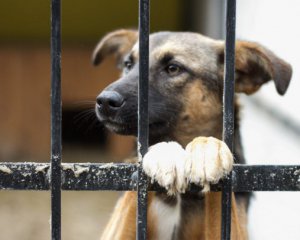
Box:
[92,29,292,240]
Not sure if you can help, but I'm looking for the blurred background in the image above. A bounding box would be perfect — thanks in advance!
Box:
[0,0,299,239]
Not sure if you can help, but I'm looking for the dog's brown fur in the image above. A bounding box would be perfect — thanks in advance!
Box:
[93,29,292,240]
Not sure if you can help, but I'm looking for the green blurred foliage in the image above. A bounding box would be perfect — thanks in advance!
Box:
[0,1,182,44]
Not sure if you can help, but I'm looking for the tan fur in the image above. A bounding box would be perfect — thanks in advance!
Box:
[180,211,205,240]
[100,192,136,240]
[93,29,138,66]
[204,193,248,240]
[217,41,292,95]
[101,192,158,240]
[174,81,223,146]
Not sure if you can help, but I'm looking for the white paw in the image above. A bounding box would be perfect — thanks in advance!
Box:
[185,137,233,192]
[143,142,188,195]
[143,137,233,194]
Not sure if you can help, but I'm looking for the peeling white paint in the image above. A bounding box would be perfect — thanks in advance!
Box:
[35,165,49,174]
[22,173,31,177]
[99,163,114,169]
[95,170,103,176]
[293,170,300,176]
[137,141,142,161]
[62,164,74,171]
[74,166,90,177]
[0,166,12,174]
[52,155,60,160]
[61,164,91,177]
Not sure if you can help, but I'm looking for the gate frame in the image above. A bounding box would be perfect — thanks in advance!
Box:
[0,0,299,240]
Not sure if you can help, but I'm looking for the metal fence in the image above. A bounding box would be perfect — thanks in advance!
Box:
[0,0,299,240]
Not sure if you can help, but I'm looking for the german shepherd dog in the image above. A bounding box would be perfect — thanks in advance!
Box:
[93,29,292,240]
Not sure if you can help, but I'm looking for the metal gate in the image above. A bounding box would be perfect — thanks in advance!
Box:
[1,0,299,240]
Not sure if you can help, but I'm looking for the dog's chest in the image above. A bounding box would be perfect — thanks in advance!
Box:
[150,193,205,240]
[150,196,181,240]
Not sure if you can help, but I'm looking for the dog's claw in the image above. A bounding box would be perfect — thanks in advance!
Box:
[143,137,233,195]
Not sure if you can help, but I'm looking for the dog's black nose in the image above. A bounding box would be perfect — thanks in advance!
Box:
[96,91,125,111]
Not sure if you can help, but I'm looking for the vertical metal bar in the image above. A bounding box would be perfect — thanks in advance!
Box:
[137,0,150,239]
[221,0,236,240]
[50,0,62,239]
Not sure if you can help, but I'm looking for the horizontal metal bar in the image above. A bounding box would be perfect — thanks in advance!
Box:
[0,163,50,190]
[1,163,300,191]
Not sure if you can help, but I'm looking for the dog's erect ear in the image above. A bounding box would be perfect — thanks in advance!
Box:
[219,41,292,95]
[92,29,138,66]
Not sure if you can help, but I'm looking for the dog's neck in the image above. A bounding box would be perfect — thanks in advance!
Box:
[149,101,246,165]
[173,114,223,147]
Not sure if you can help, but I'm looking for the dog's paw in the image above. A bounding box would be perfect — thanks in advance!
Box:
[143,142,188,195]
[143,137,233,194]
[185,137,233,192]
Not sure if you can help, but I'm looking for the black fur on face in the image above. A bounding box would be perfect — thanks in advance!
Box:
[95,60,183,144]
[94,32,224,145]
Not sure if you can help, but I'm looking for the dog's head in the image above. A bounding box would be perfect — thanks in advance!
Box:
[93,29,292,145]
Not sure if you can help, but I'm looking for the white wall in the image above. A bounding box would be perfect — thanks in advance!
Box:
[237,0,300,123]
[236,1,300,239]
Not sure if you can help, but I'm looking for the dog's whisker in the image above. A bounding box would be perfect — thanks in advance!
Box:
[74,109,95,120]
[73,111,102,135]
[73,109,96,125]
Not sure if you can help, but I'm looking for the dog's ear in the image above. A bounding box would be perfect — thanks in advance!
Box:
[219,41,292,95]
[92,29,138,66]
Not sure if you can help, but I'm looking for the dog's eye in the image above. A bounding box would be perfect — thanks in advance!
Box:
[124,60,133,71]
[166,64,181,76]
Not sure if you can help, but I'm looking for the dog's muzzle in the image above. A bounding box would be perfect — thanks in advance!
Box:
[95,89,139,135]
[95,87,176,138]
[96,90,125,119]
